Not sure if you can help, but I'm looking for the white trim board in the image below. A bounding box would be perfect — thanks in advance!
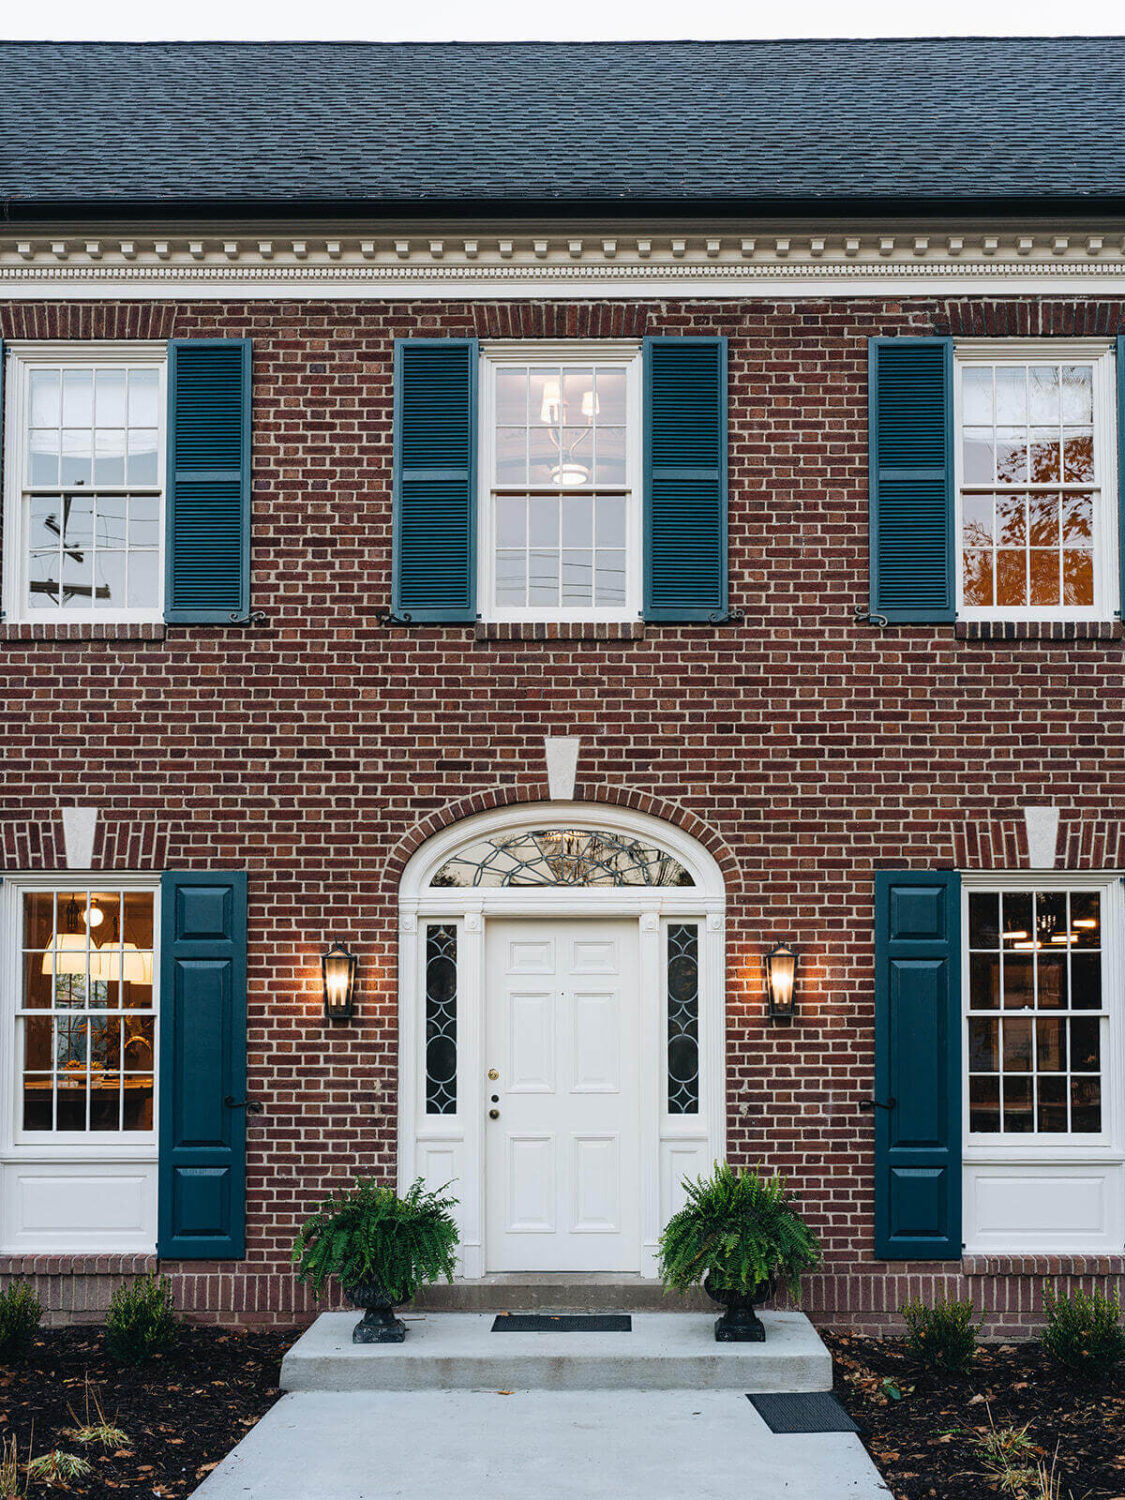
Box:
[397,802,726,1280]
[6,223,1125,299]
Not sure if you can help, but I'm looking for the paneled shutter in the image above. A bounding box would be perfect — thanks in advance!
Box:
[158,872,248,1260]
[165,339,252,623]
[868,337,955,622]
[392,338,478,622]
[874,870,962,1259]
[643,337,728,621]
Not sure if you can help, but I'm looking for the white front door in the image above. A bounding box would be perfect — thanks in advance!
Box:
[484,918,641,1272]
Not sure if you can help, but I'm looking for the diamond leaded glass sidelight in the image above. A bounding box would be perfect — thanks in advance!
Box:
[429,828,695,888]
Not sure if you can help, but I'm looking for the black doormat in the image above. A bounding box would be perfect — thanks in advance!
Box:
[747,1392,861,1434]
[491,1314,632,1332]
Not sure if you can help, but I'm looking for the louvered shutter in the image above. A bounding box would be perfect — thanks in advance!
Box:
[392,338,478,622]
[874,871,962,1259]
[868,337,955,622]
[1116,336,1125,612]
[165,339,252,624]
[158,871,248,1260]
[643,337,728,621]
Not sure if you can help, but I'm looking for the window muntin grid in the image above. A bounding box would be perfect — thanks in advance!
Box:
[430,828,694,888]
[425,924,457,1116]
[19,889,156,1135]
[958,360,1102,614]
[966,889,1103,1136]
[667,923,700,1115]
[484,357,637,617]
[12,357,164,618]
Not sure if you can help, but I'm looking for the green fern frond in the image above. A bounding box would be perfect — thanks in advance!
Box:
[292,1178,460,1302]
[657,1161,820,1300]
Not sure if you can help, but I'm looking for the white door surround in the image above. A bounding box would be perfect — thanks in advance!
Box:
[397,802,726,1280]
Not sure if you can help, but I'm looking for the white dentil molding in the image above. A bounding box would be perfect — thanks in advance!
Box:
[4,224,1125,299]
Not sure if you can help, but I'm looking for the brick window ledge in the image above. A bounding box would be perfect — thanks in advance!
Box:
[962,1253,1125,1276]
[475,621,646,642]
[0,1253,157,1277]
[955,620,1121,641]
[0,622,166,643]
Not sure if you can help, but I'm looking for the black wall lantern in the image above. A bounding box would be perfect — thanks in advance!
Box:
[322,943,357,1023]
[765,942,798,1022]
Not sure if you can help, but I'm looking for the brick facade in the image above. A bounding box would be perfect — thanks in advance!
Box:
[3,292,1124,1334]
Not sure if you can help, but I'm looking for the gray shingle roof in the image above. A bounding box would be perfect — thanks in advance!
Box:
[3,38,1125,215]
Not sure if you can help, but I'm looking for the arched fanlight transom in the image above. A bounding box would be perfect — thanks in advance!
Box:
[429,827,695,888]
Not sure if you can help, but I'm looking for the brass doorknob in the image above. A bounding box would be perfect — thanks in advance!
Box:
[488,1069,499,1080]
[488,1108,500,1120]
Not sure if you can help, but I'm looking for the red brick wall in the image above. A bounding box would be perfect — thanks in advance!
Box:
[2,292,1125,1336]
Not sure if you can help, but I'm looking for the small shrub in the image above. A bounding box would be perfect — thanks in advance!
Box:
[0,1281,43,1363]
[24,1450,92,1488]
[105,1273,177,1365]
[1042,1282,1125,1378]
[900,1295,979,1373]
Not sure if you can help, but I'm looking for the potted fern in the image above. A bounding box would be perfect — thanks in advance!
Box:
[293,1177,459,1344]
[658,1162,820,1342]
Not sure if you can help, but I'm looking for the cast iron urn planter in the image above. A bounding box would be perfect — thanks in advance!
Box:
[703,1274,775,1342]
[346,1282,408,1344]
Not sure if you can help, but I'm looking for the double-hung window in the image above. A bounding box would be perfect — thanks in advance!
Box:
[956,343,1116,620]
[2,344,166,622]
[961,875,1124,1254]
[2,879,159,1253]
[479,343,641,621]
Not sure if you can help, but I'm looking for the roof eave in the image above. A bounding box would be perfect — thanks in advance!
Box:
[5,191,1125,225]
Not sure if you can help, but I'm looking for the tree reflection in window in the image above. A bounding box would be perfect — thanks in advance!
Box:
[431,829,694,888]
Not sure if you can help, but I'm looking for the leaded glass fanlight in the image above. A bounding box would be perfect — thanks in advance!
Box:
[429,828,694,888]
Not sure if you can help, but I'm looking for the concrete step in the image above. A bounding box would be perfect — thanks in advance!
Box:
[412,1274,709,1314]
[280,1311,833,1393]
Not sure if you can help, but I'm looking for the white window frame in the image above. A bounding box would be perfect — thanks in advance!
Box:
[2,341,168,625]
[477,340,643,623]
[954,340,1118,623]
[961,872,1124,1164]
[0,874,161,1161]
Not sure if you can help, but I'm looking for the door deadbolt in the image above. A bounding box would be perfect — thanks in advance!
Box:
[488,1108,500,1120]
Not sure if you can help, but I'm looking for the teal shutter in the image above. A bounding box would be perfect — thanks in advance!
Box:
[392,338,478,622]
[868,337,955,623]
[643,337,728,621]
[874,870,962,1259]
[165,339,252,624]
[158,872,248,1260]
[1116,335,1125,617]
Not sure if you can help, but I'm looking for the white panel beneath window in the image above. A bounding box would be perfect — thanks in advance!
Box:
[1,1162,157,1253]
[661,1140,708,1222]
[963,1163,1125,1253]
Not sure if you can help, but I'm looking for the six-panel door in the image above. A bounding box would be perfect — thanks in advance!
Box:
[484,919,641,1272]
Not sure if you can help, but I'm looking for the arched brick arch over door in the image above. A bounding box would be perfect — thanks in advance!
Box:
[384,782,740,892]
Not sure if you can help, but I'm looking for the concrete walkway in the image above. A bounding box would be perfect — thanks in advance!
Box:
[193,1388,891,1500]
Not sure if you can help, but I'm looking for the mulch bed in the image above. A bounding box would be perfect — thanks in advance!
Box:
[824,1331,1125,1499]
[0,1324,297,1496]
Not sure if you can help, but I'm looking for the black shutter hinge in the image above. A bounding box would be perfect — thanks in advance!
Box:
[859,1096,896,1112]
[228,611,270,628]
[854,606,889,627]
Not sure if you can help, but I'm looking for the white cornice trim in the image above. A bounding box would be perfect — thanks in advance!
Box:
[4,226,1125,300]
